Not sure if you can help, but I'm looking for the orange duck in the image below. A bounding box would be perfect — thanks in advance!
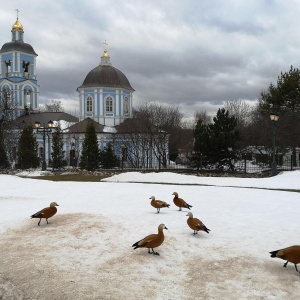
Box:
[132,224,168,255]
[172,192,192,211]
[30,202,59,226]
[270,245,300,273]
[186,212,210,235]
[150,196,170,213]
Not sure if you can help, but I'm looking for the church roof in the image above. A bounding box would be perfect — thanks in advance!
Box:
[65,118,105,133]
[0,41,38,56]
[78,64,134,91]
[114,118,150,133]
[15,112,78,128]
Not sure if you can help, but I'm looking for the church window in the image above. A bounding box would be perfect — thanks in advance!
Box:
[86,96,93,112]
[5,61,11,77]
[106,96,113,112]
[23,61,30,78]
[123,97,129,114]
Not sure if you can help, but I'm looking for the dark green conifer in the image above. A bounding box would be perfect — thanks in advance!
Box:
[17,124,40,169]
[100,142,119,169]
[79,122,100,171]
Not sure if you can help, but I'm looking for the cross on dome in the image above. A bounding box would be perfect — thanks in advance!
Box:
[102,40,110,58]
[12,9,23,32]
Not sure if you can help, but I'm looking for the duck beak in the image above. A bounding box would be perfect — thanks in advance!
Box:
[164,226,168,230]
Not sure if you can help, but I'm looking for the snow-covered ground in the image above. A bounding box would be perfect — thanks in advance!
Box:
[0,171,300,299]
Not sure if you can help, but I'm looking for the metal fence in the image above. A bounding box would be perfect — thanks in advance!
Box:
[5,153,299,175]
[92,153,300,175]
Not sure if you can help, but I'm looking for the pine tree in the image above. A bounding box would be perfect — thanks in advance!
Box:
[51,124,66,170]
[100,143,119,169]
[208,108,240,170]
[79,122,100,171]
[259,66,300,114]
[0,123,9,169]
[191,119,211,170]
[17,124,40,169]
[192,108,240,171]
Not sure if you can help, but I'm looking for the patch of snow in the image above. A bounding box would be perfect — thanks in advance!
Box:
[0,171,300,298]
[103,126,117,133]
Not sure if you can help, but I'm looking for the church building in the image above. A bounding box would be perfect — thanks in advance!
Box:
[0,11,39,118]
[0,13,169,170]
[77,42,135,126]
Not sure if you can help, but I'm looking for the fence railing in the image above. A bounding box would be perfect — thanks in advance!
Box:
[5,153,300,175]
[94,154,300,174]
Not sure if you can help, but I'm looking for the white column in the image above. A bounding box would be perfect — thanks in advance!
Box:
[34,57,37,77]
[116,90,119,116]
[16,53,20,72]
[100,89,103,116]
[94,89,98,120]
[80,90,84,119]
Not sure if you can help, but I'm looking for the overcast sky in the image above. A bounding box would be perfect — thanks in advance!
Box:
[1,0,300,118]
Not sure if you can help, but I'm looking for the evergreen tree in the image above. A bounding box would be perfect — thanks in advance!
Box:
[191,119,210,170]
[258,66,300,166]
[51,124,66,170]
[79,122,100,171]
[259,66,300,114]
[0,123,9,169]
[17,124,40,169]
[100,143,119,169]
[208,108,240,170]
[192,108,240,171]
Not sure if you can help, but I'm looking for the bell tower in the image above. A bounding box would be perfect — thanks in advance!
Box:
[0,10,39,118]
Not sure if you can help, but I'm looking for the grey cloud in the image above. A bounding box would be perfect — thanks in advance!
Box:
[1,0,299,118]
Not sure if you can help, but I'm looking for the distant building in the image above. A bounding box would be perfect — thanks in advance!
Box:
[77,41,135,126]
[1,14,169,169]
[0,12,39,118]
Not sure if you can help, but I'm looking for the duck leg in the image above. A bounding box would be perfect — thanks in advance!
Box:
[283,261,288,267]
[294,264,299,273]
[152,249,160,256]
[157,208,160,213]
[38,218,41,226]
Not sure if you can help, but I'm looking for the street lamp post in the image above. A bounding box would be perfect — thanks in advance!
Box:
[270,113,279,176]
[34,120,55,171]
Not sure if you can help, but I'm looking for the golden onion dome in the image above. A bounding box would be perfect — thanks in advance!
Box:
[102,50,109,58]
[12,19,23,32]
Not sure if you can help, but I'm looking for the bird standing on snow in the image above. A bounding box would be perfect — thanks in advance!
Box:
[172,192,192,211]
[132,224,168,255]
[270,245,300,273]
[186,212,210,235]
[30,202,59,226]
[150,196,170,213]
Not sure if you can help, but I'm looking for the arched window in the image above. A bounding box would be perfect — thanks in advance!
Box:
[86,96,93,112]
[106,96,113,112]
[123,97,129,114]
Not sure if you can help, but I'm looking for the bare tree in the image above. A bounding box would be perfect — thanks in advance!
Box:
[0,89,20,167]
[116,118,152,168]
[133,102,184,166]
[39,99,63,112]
[194,110,212,126]
[223,99,254,128]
